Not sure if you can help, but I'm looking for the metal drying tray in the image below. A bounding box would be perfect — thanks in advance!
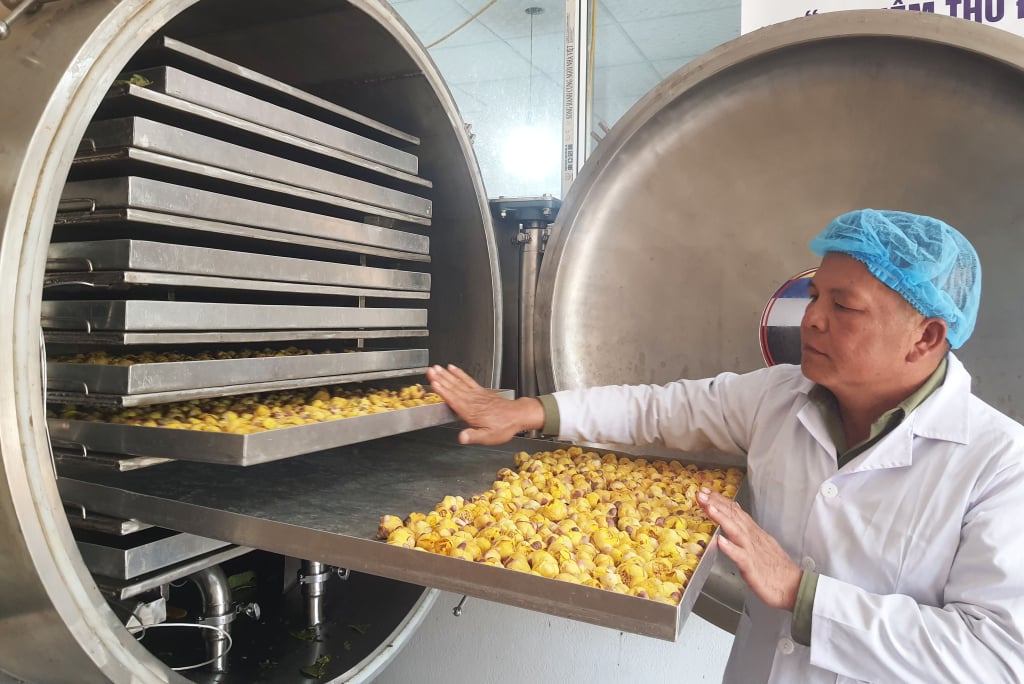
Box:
[108,65,420,177]
[46,367,430,408]
[74,118,432,225]
[92,546,254,601]
[42,271,430,301]
[57,429,732,639]
[53,208,430,264]
[47,348,428,395]
[65,506,152,536]
[103,83,428,188]
[57,177,430,257]
[48,393,513,466]
[46,239,430,292]
[40,300,428,332]
[74,527,231,580]
[140,36,419,146]
[43,328,429,347]
[77,147,430,227]
[54,445,173,472]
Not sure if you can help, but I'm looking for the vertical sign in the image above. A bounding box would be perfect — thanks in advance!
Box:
[743,0,1024,38]
[562,0,590,198]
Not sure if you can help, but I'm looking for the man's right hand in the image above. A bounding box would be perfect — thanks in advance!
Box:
[425,364,545,445]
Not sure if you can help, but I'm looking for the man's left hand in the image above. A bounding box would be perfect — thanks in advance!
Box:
[697,488,803,611]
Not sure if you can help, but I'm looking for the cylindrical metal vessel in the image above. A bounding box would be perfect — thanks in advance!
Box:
[0,1,498,681]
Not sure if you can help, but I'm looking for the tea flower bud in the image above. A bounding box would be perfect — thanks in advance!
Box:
[386,526,415,548]
[377,515,404,539]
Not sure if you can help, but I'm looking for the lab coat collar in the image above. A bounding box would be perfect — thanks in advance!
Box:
[905,352,971,446]
[796,353,971,472]
[796,399,839,462]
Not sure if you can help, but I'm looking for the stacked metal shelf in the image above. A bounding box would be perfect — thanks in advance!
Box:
[44,37,451,467]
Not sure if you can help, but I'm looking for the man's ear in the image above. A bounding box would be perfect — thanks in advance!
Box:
[907,318,948,362]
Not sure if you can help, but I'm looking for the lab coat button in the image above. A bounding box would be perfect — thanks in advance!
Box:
[820,482,838,499]
[801,556,816,571]
[777,637,795,655]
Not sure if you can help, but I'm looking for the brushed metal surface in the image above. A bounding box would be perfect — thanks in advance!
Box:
[132,65,418,173]
[66,508,153,536]
[151,34,419,145]
[537,14,1024,429]
[104,83,431,187]
[74,528,230,580]
[54,208,432,263]
[76,117,432,220]
[41,300,428,332]
[92,546,253,601]
[42,270,432,300]
[47,239,431,291]
[46,367,433,409]
[53,371,437,409]
[44,328,429,347]
[59,176,431,255]
[47,348,428,394]
[48,396,512,466]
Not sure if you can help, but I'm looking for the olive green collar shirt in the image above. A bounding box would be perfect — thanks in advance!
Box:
[791,357,948,645]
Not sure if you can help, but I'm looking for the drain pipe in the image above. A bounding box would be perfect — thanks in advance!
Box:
[187,565,234,673]
[516,217,547,405]
[299,560,332,628]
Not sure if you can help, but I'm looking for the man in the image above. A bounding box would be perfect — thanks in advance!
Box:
[426,209,1024,683]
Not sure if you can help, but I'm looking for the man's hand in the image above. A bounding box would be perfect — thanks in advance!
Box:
[426,364,545,445]
[697,488,802,611]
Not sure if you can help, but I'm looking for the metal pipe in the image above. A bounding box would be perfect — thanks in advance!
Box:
[186,565,232,673]
[300,560,328,628]
[517,220,546,402]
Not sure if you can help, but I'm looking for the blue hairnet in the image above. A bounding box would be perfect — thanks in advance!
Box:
[808,209,981,348]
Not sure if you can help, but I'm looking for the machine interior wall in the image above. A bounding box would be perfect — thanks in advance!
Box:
[158,0,501,384]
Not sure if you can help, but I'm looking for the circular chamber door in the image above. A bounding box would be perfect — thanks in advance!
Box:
[536,10,1024,425]
[0,0,496,681]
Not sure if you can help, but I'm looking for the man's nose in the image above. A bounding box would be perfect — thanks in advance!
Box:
[802,299,825,331]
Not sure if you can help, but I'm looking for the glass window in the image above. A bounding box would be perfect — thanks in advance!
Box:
[590,0,741,152]
[392,0,564,198]
[393,0,741,197]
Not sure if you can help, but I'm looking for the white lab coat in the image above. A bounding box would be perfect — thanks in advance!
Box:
[551,353,1024,683]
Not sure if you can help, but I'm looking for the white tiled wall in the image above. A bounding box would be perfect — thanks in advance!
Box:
[377,591,732,683]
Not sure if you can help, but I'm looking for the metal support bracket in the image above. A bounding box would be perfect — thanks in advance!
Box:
[297,570,332,585]
[197,611,236,628]
[235,602,261,621]
[297,566,349,585]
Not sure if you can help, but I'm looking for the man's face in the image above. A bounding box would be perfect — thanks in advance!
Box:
[800,253,924,395]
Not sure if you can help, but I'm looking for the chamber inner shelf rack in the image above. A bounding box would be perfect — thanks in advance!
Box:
[45,37,443,466]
